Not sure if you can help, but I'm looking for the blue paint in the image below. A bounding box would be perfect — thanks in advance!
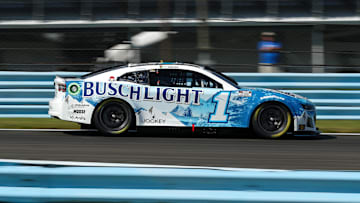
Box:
[84,82,94,97]
[108,83,117,96]
[95,82,106,95]
[118,84,128,97]
[162,88,175,102]
[209,91,231,123]
[66,81,83,102]
[129,86,141,101]
[143,87,154,100]
[176,89,190,103]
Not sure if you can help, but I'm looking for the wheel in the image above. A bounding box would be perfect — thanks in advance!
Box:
[93,99,133,135]
[251,103,292,139]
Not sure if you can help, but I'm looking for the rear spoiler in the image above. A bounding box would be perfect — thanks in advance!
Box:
[54,76,81,83]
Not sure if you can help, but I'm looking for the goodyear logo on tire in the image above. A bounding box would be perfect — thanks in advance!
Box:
[68,83,81,96]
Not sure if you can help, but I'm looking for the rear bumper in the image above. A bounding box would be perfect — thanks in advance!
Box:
[48,99,63,119]
[49,97,93,125]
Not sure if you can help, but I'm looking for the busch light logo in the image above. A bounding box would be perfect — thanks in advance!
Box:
[82,82,203,105]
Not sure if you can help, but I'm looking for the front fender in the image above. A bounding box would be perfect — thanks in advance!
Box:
[239,89,303,128]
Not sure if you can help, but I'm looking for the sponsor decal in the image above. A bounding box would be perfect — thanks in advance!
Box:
[142,107,166,124]
[82,82,203,105]
[69,115,86,121]
[143,117,166,124]
[68,83,81,96]
[264,88,307,100]
[73,109,85,114]
[260,95,285,100]
[238,91,252,97]
[70,104,90,108]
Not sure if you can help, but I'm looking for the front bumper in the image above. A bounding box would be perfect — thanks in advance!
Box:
[293,110,318,135]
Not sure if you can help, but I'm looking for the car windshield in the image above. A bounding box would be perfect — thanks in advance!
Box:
[204,66,240,88]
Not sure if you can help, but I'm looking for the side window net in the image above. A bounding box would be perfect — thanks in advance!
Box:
[150,70,192,87]
[193,73,222,89]
[150,69,222,89]
[118,71,149,84]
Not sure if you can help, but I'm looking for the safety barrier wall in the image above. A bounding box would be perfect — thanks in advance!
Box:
[1,71,360,119]
[0,161,359,203]
[0,71,86,118]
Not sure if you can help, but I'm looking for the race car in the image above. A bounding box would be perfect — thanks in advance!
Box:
[49,62,319,138]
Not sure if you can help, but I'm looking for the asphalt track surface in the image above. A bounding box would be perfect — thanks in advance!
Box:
[0,129,359,170]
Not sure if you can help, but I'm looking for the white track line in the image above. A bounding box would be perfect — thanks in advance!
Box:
[0,129,358,136]
[321,133,360,136]
[0,158,287,172]
[0,129,140,132]
[0,129,96,132]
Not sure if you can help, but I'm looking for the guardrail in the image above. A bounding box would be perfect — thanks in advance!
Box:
[0,71,85,118]
[0,160,359,203]
[1,71,360,119]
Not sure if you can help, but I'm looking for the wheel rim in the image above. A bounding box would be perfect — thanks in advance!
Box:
[258,105,287,133]
[99,103,128,131]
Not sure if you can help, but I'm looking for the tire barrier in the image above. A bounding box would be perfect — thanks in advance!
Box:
[1,71,360,119]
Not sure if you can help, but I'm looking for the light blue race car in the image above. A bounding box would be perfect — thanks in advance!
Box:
[49,62,319,138]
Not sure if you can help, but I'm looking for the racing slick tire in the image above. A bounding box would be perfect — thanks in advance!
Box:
[93,99,133,136]
[251,102,292,139]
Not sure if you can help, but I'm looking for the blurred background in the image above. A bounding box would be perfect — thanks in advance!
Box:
[0,0,359,73]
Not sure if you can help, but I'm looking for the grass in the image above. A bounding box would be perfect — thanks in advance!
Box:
[316,120,360,133]
[0,118,359,133]
[0,118,80,129]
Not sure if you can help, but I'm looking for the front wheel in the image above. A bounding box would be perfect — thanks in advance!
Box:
[93,99,133,136]
[251,103,292,139]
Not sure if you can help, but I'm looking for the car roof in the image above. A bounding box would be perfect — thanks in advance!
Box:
[82,62,239,90]
[81,62,204,79]
[127,62,203,69]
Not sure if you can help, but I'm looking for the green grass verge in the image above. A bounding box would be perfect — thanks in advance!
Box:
[0,118,80,129]
[316,120,360,133]
[0,118,358,133]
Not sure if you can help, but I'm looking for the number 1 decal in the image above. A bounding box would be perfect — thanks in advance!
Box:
[209,91,231,123]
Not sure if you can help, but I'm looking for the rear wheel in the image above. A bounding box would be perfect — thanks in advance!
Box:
[93,99,133,135]
[251,103,292,139]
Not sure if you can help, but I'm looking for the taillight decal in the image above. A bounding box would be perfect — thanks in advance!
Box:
[58,84,66,92]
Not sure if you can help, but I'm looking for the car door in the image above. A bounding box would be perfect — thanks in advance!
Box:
[148,68,225,127]
[117,70,169,126]
[190,71,230,126]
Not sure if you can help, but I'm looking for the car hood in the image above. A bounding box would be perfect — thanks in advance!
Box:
[243,87,309,102]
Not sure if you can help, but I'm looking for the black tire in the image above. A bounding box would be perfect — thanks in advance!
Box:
[93,99,133,135]
[251,103,292,139]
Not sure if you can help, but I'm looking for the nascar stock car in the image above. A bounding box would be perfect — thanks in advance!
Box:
[49,62,319,138]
